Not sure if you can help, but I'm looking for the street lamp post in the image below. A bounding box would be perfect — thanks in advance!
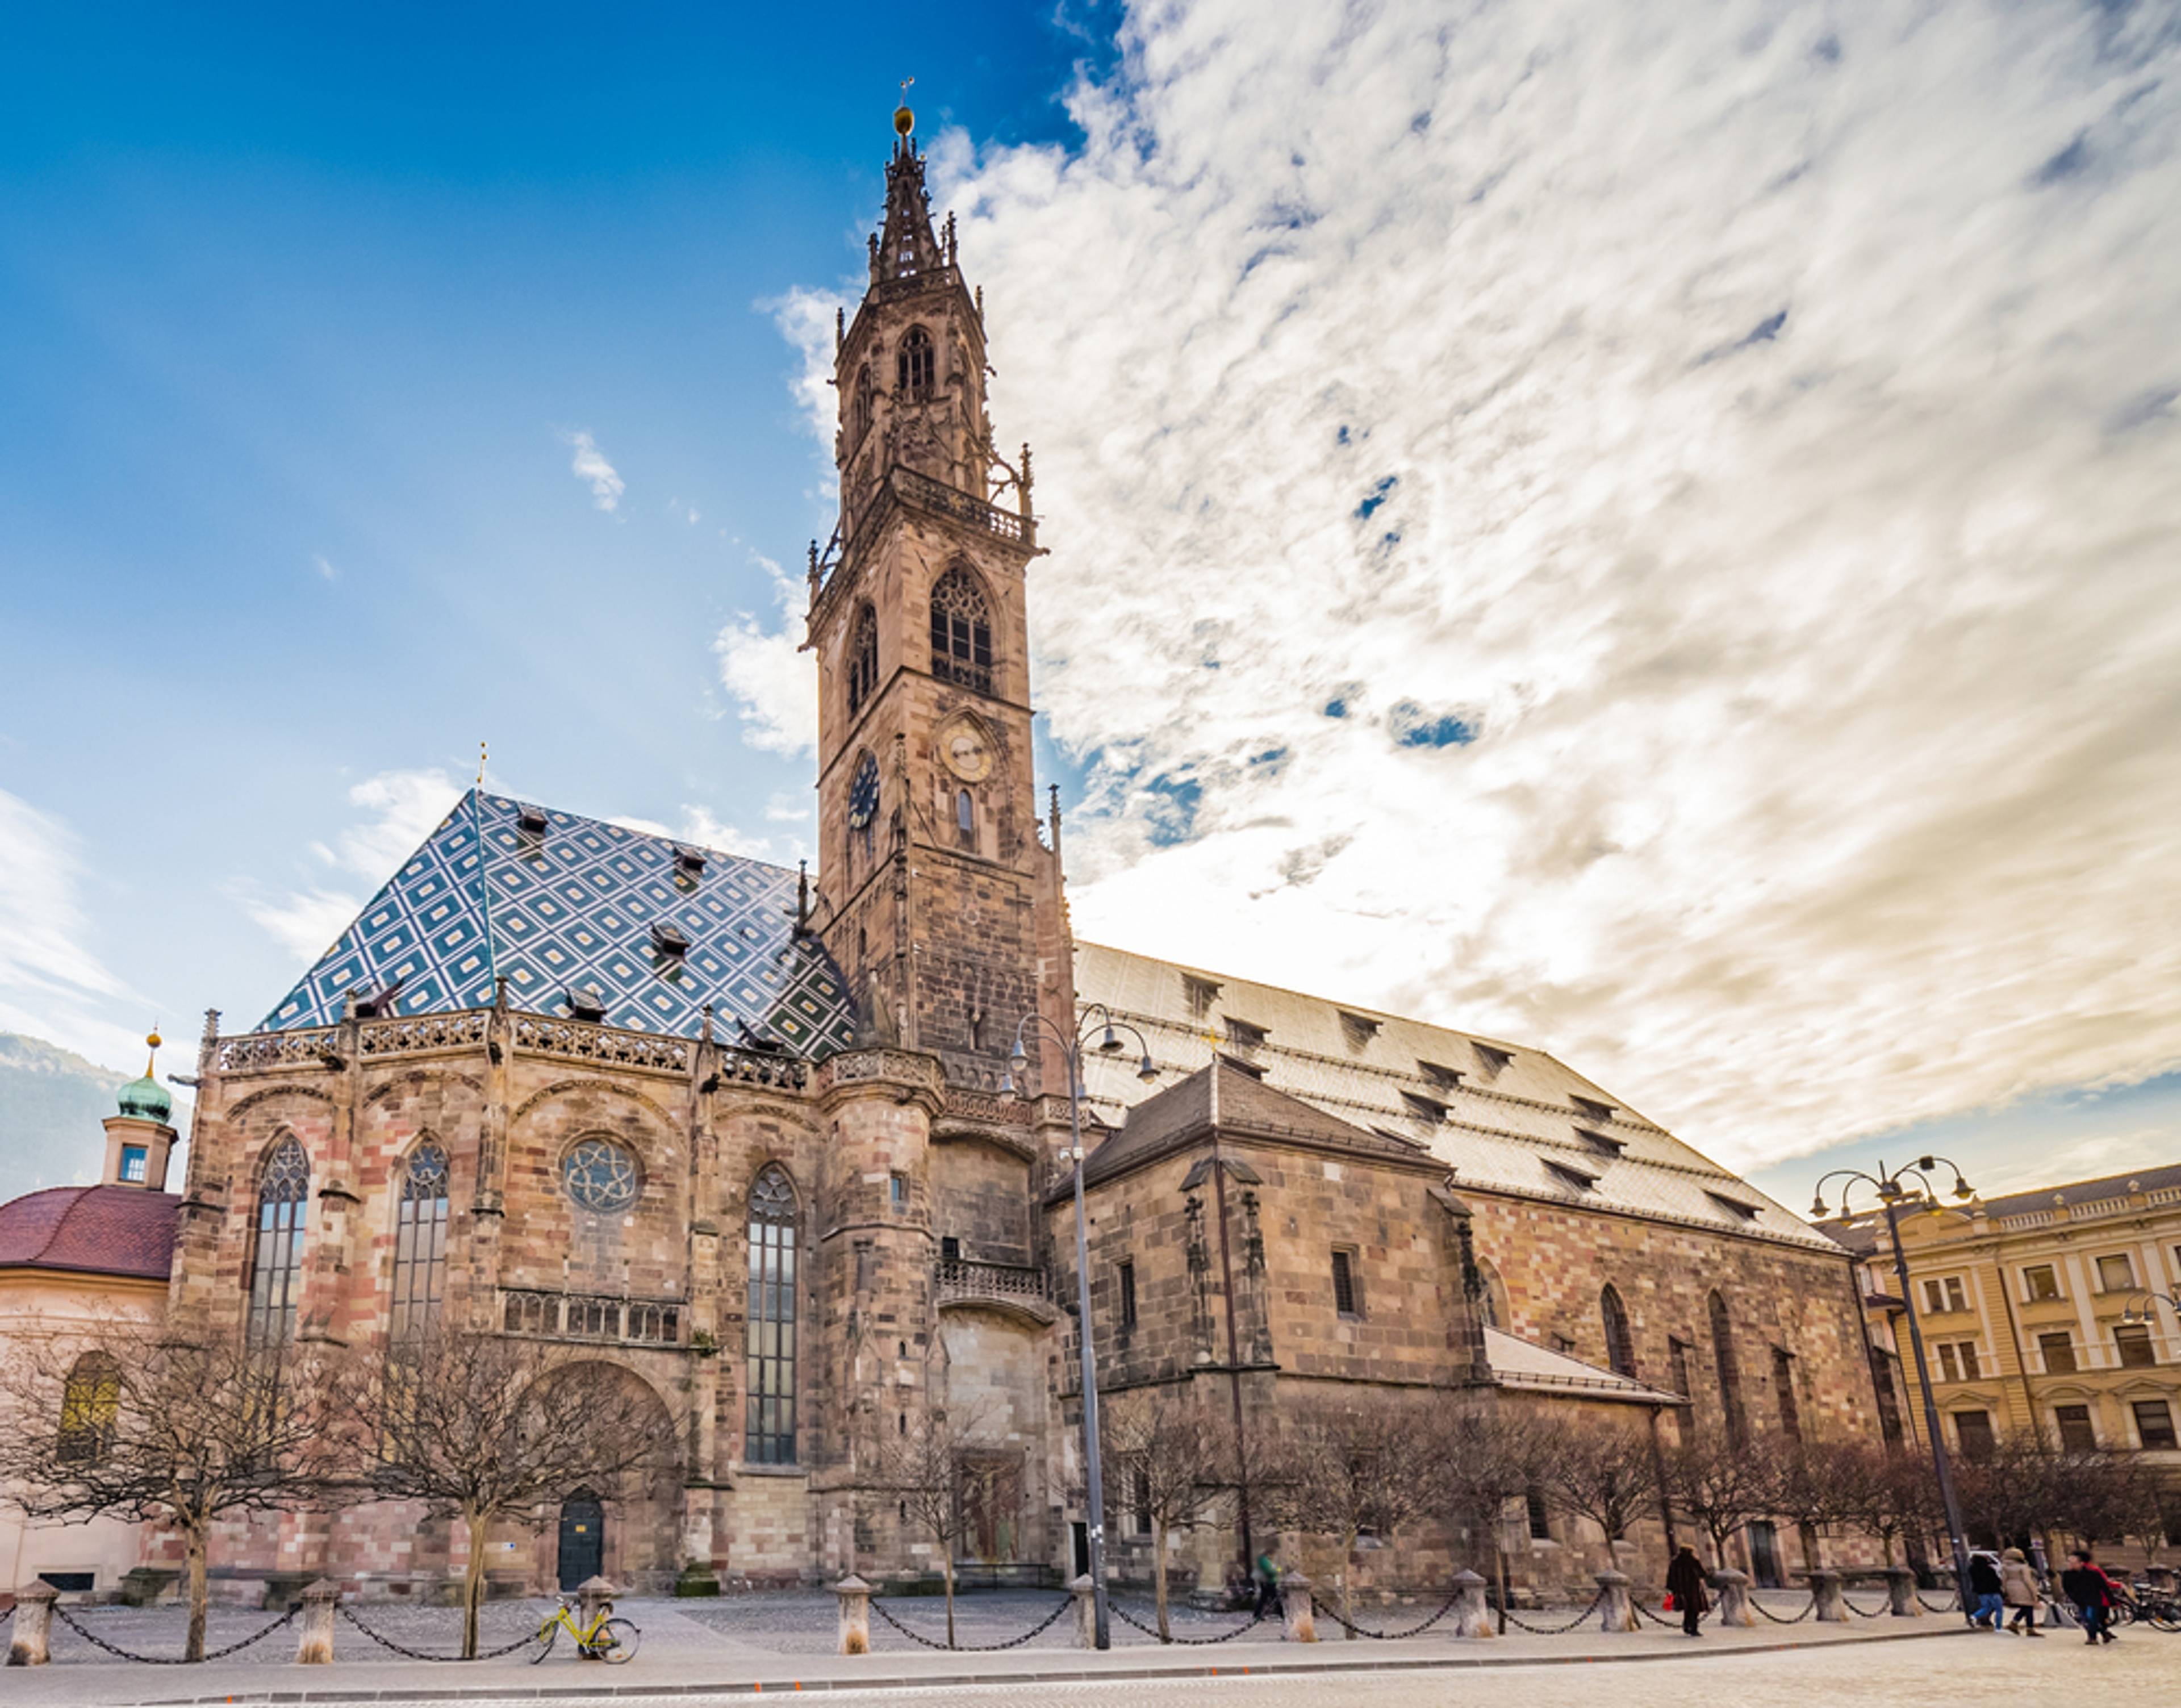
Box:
[1812,1155,1977,1621]
[1004,1004,1158,1652]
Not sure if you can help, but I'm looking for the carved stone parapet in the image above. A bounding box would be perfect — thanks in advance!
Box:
[814,1047,946,1113]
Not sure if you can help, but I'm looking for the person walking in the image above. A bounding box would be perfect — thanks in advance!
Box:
[2060,1548,2118,1644]
[1999,1547,2044,1636]
[1253,1541,1282,1617]
[1665,1545,1711,1637]
[1966,1550,2004,1628]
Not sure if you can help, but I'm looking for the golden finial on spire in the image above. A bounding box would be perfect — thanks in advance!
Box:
[145,1024,161,1076]
[895,77,916,138]
[477,740,488,786]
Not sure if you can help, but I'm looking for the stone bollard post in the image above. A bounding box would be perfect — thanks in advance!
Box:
[1450,1569,1495,1639]
[576,1575,617,1652]
[6,1584,59,1667]
[833,1575,872,1656]
[1709,1568,1755,1628]
[1594,1569,1635,1632]
[1807,1569,1848,1624]
[1884,1567,1920,1617]
[296,1579,339,1665]
[1069,1575,1097,1648]
[1280,1570,1318,1642]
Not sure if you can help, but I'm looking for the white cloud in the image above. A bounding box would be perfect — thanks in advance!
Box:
[712,554,818,757]
[562,429,625,511]
[312,554,339,582]
[824,0,2181,1170]
[607,805,771,859]
[240,768,464,960]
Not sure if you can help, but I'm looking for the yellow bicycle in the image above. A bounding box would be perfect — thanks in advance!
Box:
[532,1595,641,1664]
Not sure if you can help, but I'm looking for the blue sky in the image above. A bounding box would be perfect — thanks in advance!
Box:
[4,1,2178,1206]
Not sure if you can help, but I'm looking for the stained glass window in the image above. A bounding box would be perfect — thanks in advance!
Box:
[746,1165,798,1464]
[248,1135,310,1346]
[563,1138,640,1213]
[57,1352,120,1463]
[392,1142,450,1338]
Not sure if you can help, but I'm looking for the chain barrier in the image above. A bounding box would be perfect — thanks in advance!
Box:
[1748,1593,1818,1625]
[1108,1596,1274,1645]
[1916,1590,1959,1614]
[1841,1590,1890,1619]
[51,1602,296,1665]
[1633,1595,1711,1629]
[1309,1583,1464,1641]
[336,1603,543,1662]
[1492,1589,1607,1635]
[867,1592,1074,1652]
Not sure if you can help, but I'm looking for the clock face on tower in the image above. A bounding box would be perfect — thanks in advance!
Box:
[847,753,881,830]
[941,720,992,783]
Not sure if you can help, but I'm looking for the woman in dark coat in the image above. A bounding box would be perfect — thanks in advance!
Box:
[1665,1546,1711,1636]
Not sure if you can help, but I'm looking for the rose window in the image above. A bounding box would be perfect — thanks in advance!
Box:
[563,1138,640,1213]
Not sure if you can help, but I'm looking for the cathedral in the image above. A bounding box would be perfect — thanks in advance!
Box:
[8,110,1886,1603]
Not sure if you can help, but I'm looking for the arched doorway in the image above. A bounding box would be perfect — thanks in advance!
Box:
[557,1490,604,1590]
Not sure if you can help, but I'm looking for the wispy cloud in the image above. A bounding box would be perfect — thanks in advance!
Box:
[562,429,625,512]
[312,554,339,582]
[801,1,2181,1171]
[240,768,465,961]
[712,554,817,758]
[608,804,771,859]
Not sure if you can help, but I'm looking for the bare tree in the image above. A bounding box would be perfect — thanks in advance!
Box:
[1833,1443,1939,1570]
[356,1329,678,1657]
[875,1402,995,1649]
[1100,1389,1236,1640]
[1663,1434,1774,1569]
[1768,1439,1861,1571]
[0,1322,361,1661]
[1256,1391,1439,1640]
[1435,1404,1556,1633]
[1540,1417,1658,1624]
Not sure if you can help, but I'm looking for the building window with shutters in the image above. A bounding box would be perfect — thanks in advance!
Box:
[2134,1400,2178,1451]
[1953,1410,1996,1460]
[2022,1264,2062,1302]
[1920,1275,1970,1314]
[1331,1247,1362,1320]
[1525,1484,1553,1540]
[2096,1253,2136,1293]
[2039,1332,2077,1375]
[2055,1404,2098,1452]
[2116,1324,2158,1369]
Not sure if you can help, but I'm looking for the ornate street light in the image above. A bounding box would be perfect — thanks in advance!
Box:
[1002,1003,1157,1651]
[2121,1289,2181,1328]
[1811,1155,1976,1619]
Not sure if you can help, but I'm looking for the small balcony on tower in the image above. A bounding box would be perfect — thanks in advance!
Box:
[935,1255,1058,1326]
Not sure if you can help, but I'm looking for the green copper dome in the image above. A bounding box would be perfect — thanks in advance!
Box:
[116,1030,173,1124]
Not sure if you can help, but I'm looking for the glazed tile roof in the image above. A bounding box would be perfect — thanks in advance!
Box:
[261,791,860,1056]
[0,1184,179,1281]
[1072,941,1832,1251]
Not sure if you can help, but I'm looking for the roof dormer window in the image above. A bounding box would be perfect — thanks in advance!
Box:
[1706,1191,1761,1222]
[1418,1060,1464,1089]
[516,803,549,834]
[672,845,707,878]
[1338,1010,1381,1052]
[1474,1043,1515,1075]
[1401,1091,1449,1122]
[565,985,608,1023]
[650,921,691,958]
[1577,1127,1627,1155]
[1546,1159,1600,1193]
[1572,1095,1616,1121]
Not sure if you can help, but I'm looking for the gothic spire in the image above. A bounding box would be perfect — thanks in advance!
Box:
[870,99,947,288]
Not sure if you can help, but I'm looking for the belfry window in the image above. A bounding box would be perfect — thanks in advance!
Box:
[956,788,975,846]
[847,604,879,716]
[392,1143,450,1339]
[248,1135,311,1347]
[898,325,934,397]
[929,568,993,693]
[852,364,875,444]
[746,1166,799,1464]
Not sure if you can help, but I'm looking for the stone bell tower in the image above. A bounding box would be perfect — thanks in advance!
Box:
[807,100,1075,1092]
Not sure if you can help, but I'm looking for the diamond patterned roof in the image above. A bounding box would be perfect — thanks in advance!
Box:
[261,791,859,1057]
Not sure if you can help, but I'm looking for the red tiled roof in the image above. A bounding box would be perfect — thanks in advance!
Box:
[0,1184,179,1281]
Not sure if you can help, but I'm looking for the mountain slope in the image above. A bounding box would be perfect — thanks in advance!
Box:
[0,1032,189,1193]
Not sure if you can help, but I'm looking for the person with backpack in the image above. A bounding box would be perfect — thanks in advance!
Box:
[2060,1548,2119,1644]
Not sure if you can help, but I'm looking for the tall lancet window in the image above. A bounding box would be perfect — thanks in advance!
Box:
[898,325,934,396]
[1709,1289,1747,1448]
[852,364,875,445]
[248,1135,311,1346]
[1601,1284,1637,1378]
[847,604,879,716]
[746,1166,799,1464]
[392,1142,450,1339]
[929,567,993,694]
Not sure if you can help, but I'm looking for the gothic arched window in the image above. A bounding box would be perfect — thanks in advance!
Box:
[897,325,934,396]
[852,364,875,444]
[248,1135,311,1346]
[955,788,976,846]
[1601,1284,1637,1379]
[391,1142,450,1339]
[1708,1289,1748,1448]
[847,604,879,716]
[57,1352,120,1464]
[929,567,993,694]
[746,1166,798,1464]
